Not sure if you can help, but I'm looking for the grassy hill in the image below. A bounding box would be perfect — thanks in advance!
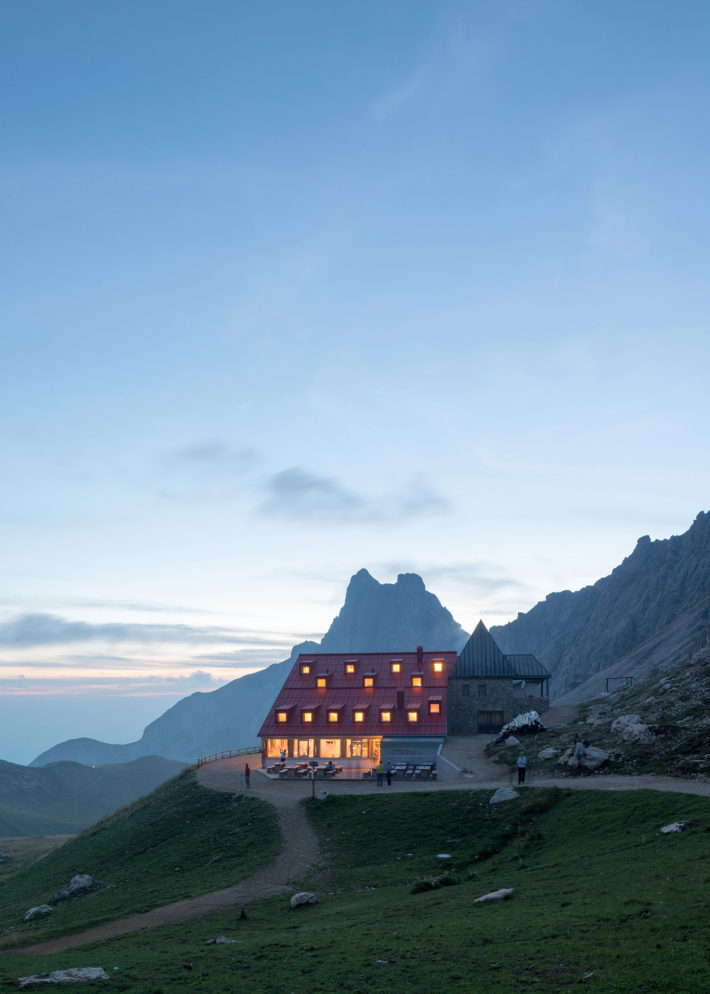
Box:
[0,770,279,946]
[1,777,709,992]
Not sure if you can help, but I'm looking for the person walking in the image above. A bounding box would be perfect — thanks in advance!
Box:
[517,752,528,784]
[244,763,251,788]
[386,761,393,786]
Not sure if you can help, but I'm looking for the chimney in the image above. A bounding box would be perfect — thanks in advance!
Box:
[396,690,404,710]
[416,645,423,668]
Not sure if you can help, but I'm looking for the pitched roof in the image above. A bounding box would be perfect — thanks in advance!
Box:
[258,650,457,739]
[451,621,550,679]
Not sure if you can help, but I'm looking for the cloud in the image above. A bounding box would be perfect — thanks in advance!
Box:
[0,670,225,697]
[0,613,296,650]
[259,467,451,524]
[156,441,261,501]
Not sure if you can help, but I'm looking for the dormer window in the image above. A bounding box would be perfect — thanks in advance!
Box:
[345,662,357,675]
[277,711,289,723]
[380,710,392,723]
[432,660,444,673]
[411,674,423,688]
[390,660,402,674]
[407,709,419,723]
[316,674,329,689]
[302,710,314,723]
[327,709,340,723]
[363,674,375,688]
[353,710,366,723]
[428,698,441,715]
[300,663,311,675]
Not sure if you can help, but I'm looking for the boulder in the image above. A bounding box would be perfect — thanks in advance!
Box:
[18,967,108,986]
[495,711,545,742]
[316,790,329,801]
[504,735,520,747]
[206,936,236,944]
[489,787,518,804]
[290,891,318,908]
[51,874,94,903]
[611,715,655,743]
[537,747,559,760]
[24,905,53,922]
[474,887,515,904]
[660,821,688,834]
[558,746,609,771]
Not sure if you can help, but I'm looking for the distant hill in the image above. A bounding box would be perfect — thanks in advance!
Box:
[32,570,469,767]
[0,755,186,836]
[493,511,710,699]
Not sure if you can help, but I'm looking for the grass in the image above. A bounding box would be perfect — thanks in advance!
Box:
[0,771,279,947]
[0,837,73,884]
[2,785,710,992]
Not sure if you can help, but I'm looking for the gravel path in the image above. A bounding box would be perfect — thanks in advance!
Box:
[13,744,710,955]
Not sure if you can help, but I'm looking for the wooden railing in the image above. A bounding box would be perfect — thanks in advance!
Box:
[196,745,261,767]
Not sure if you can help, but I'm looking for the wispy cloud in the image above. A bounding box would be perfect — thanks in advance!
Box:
[0,613,295,649]
[156,441,261,501]
[0,670,225,697]
[260,467,451,524]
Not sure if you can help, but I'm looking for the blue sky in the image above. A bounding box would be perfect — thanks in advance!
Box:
[1,1,709,763]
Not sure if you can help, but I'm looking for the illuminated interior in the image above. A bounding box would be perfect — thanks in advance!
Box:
[433,660,444,672]
[345,663,356,674]
[390,661,401,673]
[407,709,419,722]
[363,676,374,688]
[300,664,311,674]
[266,738,288,757]
[429,701,441,714]
[411,675,423,687]
[317,676,327,688]
[328,710,340,723]
[354,710,365,722]
[302,711,313,722]
[277,711,288,723]
[380,710,392,722]
[320,738,341,758]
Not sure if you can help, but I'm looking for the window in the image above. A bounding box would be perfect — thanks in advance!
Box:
[478,684,487,697]
[345,663,356,674]
[432,660,444,673]
[363,676,375,688]
[267,738,289,757]
[428,700,441,715]
[302,711,313,723]
[462,685,470,697]
[327,710,340,723]
[411,675,423,688]
[317,676,327,689]
[300,663,311,675]
[277,711,289,723]
[407,709,419,723]
[353,710,365,723]
[390,661,402,674]
[380,710,392,723]
[321,738,341,758]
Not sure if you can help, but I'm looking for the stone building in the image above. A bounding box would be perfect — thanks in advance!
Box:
[447,621,550,733]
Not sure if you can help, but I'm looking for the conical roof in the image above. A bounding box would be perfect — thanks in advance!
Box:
[451,620,513,678]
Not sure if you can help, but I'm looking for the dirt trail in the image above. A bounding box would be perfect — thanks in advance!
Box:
[12,746,710,955]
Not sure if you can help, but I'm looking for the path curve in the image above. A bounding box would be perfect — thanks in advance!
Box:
[12,747,710,954]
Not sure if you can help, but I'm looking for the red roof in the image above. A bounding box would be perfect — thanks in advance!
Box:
[258,650,458,739]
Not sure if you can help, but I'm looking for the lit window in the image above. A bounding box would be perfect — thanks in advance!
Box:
[429,701,441,715]
[277,711,288,723]
[345,663,356,674]
[380,710,392,723]
[433,660,444,673]
[354,710,365,723]
[300,664,311,675]
[407,710,419,723]
[390,662,401,674]
[328,710,340,723]
[363,676,374,688]
[317,677,327,689]
[303,711,313,723]
[411,675,422,688]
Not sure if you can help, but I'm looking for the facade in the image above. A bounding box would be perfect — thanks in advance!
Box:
[447,621,550,734]
[257,645,458,767]
[258,622,550,764]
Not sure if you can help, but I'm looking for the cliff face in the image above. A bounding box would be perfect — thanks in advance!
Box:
[32,570,468,767]
[492,511,710,697]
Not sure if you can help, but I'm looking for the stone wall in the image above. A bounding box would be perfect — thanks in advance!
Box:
[447,678,548,733]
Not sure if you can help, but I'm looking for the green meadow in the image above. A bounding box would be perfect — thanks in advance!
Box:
[1,776,709,992]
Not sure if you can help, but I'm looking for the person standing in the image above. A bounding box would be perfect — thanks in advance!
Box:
[374,760,385,786]
[386,761,393,786]
[244,763,251,788]
[517,752,528,784]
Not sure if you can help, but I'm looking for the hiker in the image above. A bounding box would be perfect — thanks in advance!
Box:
[244,763,251,788]
[374,760,385,786]
[517,752,528,784]
[280,748,286,763]
[574,739,586,769]
[386,761,393,786]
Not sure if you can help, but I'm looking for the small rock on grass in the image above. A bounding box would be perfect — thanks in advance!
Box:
[18,967,108,986]
[290,891,318,908]
[474,888,515,904]
[206,936,236,944]
[24,905,52,922]
[660,821,688,834]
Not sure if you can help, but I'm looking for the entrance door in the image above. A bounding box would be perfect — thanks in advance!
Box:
[477,710,504,734]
